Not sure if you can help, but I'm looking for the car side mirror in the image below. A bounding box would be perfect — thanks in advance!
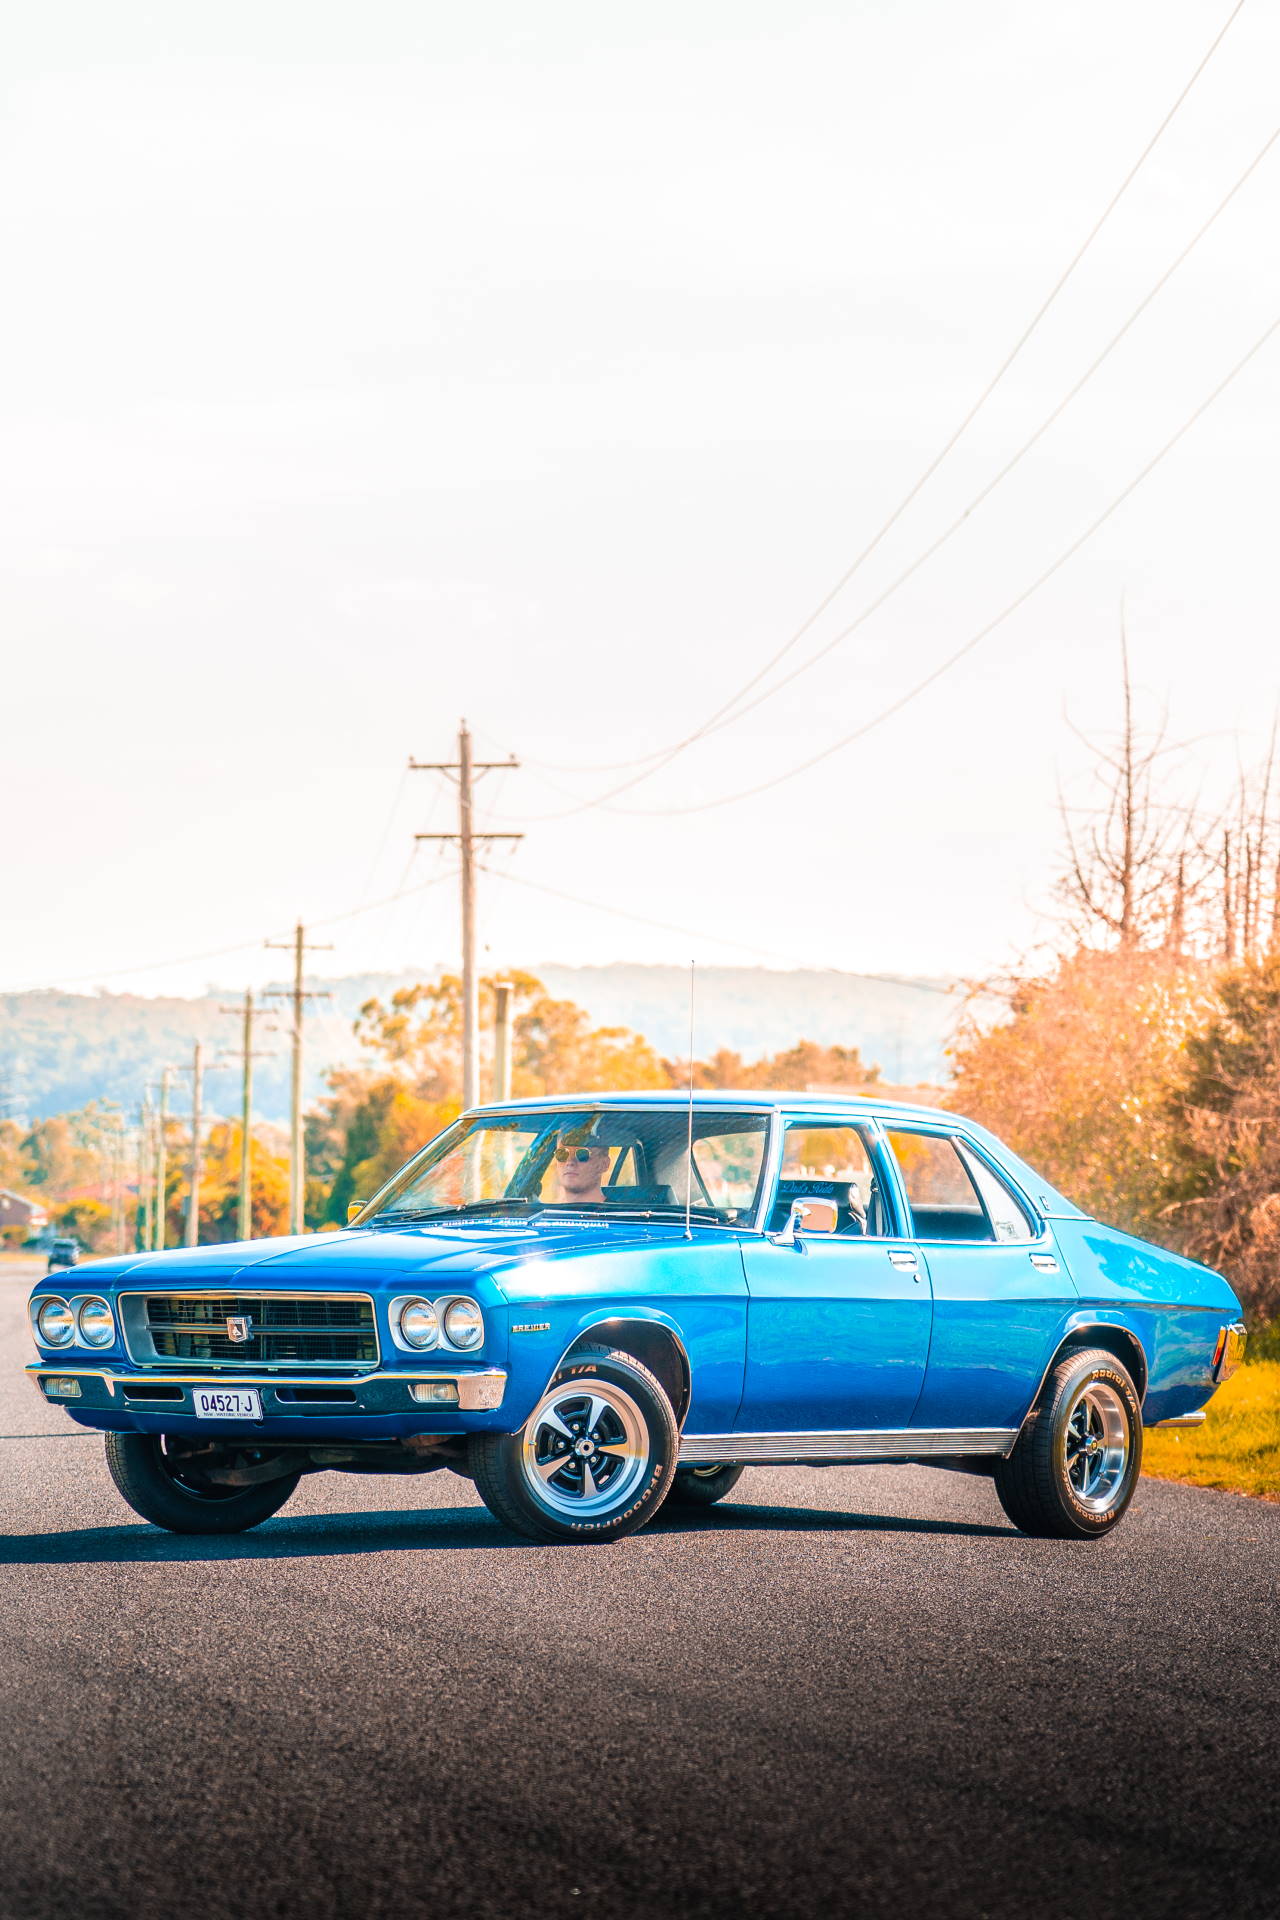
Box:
[347,1201,365,1224]
[769,1197,838,1248]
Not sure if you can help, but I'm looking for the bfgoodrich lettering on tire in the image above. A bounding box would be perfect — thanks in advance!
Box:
[994,1347,1143,1540]
[470,1345,679,1543]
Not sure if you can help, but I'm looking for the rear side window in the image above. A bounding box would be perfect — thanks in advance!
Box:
[955,1141,1035,1243]
[884,1130,1034,1243]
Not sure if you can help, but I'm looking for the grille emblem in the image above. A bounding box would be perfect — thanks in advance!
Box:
[226,1315,254,1344]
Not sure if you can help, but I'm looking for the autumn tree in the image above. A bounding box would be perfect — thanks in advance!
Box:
[314,970,668,1221]
[1158,952,1280,1321]
[948,949,1216,1235]
[682,1040,879,1091]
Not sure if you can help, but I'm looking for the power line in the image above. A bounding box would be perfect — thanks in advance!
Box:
[476,859,954,993]
[500,107,1277,828]
[512,0,1249,793]
[605,304,1280,818]
[2,866,461,997]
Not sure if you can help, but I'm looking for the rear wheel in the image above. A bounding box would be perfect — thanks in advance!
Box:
[667,1462,746,1508]
[994,1348,1142,1540]
[470,1347,678,1543]
[104,1433,302,1535]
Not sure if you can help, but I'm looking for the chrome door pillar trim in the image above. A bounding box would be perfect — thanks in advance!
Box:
[678,1426,1018,1464]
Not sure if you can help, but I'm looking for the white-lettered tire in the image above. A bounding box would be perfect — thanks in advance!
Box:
[994,1347,1143,1540]
[667,1462,746,1508]
[470,1346,678,1543]
[104,1433,302,1535]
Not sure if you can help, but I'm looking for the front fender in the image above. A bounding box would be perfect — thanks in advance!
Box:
[489,1240,748,1432]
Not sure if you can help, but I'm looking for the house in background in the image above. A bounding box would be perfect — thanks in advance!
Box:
[0,1189,49,1239]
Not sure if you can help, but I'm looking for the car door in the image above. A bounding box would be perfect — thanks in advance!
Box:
[880,1125,1078,1433]
[736,1117,933,1432]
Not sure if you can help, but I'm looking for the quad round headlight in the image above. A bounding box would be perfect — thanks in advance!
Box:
[77,1296,115,1348]
[36,1298,74,1347]
[442,1298,483,1352]
[398,1298,439,1350]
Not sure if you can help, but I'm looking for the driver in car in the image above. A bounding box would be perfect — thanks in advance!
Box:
[554,1127,612,1206]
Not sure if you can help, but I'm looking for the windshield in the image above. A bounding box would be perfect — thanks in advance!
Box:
[364,1106,771,1226]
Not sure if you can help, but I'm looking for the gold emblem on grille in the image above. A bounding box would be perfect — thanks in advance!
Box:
[226,1315,254,1344]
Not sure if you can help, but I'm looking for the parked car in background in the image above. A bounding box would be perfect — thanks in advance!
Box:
[26,1094,1246,1544]
[45,1237,81,1274]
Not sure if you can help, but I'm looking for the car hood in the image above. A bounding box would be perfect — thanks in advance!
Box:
[66,1219,733,1299]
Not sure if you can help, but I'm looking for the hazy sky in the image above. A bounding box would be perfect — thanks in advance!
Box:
[4,0,1278,1006]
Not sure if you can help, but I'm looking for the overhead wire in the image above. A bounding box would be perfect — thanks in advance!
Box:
[510,0,1249,792]
[475,859,954,992]
[4,866,462,997]
[604,305,1280,817]
[497,109,1277,826]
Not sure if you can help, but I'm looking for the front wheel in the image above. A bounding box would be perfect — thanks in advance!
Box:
[470,1347,678,1543]
[994,1347,1142,1540]
[104,1433,302,1535]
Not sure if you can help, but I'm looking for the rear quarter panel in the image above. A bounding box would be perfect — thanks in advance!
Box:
[1050,1219,1241,1424]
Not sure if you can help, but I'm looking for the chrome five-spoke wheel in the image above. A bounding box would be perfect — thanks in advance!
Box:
[522,1381,649,1518]
[469,1346,680,1542]
[1063,1380,1130,1513]
[993,1346,1142,1540]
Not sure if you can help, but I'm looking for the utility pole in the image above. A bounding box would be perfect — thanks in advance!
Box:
[153,1066,173,1251]
[138,1099,153,1252]
[265,925,332,1234]
[411,721,521,1110]
[181,1041,205,1248]
[111,1117,127,1254]
[218,989,276,1241]
[493,980,514,1101]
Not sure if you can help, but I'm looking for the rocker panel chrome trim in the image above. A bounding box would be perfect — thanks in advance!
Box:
[678,1426,1019,1464]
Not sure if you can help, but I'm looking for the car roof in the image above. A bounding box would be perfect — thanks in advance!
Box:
[469,1089,953,1121]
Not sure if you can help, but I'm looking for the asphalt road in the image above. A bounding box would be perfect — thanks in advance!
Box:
[1,1259,1276,1920]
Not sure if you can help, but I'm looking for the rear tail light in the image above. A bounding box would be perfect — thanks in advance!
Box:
[1214,1322,1247,1383]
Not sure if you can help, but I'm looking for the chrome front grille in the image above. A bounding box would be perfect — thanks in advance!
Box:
[128,1293,378,1368]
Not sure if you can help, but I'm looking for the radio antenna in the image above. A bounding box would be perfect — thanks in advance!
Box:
[685,959,695,1240]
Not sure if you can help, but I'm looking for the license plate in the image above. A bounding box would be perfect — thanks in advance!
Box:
[193,1387,263,1421]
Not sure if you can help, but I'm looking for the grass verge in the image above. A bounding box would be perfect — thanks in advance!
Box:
[1143,1359,1280,1502]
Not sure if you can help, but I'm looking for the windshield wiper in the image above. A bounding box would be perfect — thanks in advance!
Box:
[370,1200,540,1225]
[541,1205,727,1228]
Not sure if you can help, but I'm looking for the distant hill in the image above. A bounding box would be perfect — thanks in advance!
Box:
[0,963,974,1124]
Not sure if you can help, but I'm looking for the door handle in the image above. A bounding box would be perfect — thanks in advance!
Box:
[1030,1254,1059,1274]
[888,1249,920,1280]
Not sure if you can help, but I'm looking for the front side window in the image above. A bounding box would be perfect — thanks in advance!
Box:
[770,1123,894,1236]
[883,1129,1034,1243]
[364,1107,769,1226]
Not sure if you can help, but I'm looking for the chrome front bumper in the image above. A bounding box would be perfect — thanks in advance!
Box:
[26,1362,507,1415]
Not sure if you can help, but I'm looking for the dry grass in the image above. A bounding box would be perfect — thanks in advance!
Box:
[1143,1359,1280,1502]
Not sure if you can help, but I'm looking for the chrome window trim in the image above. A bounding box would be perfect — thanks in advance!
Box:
[118,1288,381,1369]
[763,1112,908,1241]
[876,1119,1051,1247]
[678,1427,1019,1464]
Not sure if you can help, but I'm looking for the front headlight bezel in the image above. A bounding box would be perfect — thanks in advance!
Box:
[35,1296,75,1348]
[397,1297,440,1351]
[388,1292,484,1356]
[441,1296,484,1352]
[76,1296,116,1348]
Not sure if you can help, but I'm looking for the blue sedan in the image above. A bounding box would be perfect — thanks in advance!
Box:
[26,1094,1246,1543]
